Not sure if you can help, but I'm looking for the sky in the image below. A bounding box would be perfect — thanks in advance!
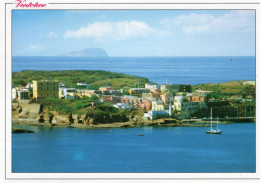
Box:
[12,10,255,57]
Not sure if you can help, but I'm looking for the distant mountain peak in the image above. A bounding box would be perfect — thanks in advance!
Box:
[60,48,108,57]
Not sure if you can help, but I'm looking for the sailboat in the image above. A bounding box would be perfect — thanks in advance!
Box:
[206,108,222,134]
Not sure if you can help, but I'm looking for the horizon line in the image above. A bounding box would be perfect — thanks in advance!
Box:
[12,55,255,57]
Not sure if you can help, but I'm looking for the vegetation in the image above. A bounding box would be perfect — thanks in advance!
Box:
[38,97,99,115]
[191,81,255,118]
[193,80,255,99]
[12,70,151,89]
[12,99,18,103]
[37,97,139,118]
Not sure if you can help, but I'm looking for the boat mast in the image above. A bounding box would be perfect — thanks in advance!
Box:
[211,107,213,130]
[217,116,218,131]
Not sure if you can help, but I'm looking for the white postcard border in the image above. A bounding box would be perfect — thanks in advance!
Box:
[1,0,259,182]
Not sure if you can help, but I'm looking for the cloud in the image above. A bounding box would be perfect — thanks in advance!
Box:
[64,21,167,40]
[235,10,255,16]
[162,10,255,34]
[47,32,58,38]
[29,44,47,50]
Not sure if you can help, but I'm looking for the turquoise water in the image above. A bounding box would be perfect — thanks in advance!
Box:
[12,56,255,85]
[12,123,255,173]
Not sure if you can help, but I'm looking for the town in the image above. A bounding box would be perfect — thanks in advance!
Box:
[13,80,207,119]
[12,71,256,127]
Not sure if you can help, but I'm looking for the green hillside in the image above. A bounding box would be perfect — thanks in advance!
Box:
[193,80,255,99]
[12,70,151,89]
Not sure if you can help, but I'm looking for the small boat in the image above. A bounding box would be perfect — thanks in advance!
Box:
[138,134,144,136]
[206,108,222,134]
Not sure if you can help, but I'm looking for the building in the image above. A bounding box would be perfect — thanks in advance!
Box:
[100,95,121,103]
[121,95,152,110]
[173,95,206,118]
[77,83,91,88]
[144,110,169,120]
[12,88,18,99]
[160,93,173,104]
[142,92,160,101]
[62,88,77,99]
[128,88,150,96]
[191,92,208,102]
[195,89,213,93]
[185,92,208,103]
[152,100,168,111]
[179,84,192,92]
[99,87,114,93]
[109,90,121,96]
[169,101,173,116]
[145,83,159,90]
[113,103,132,109]
[160,84,192,93]
[76,89,101,98]
[26,83,33,89]
[59,82,65,89]
[33,80,59,100]
[17,88,30,100]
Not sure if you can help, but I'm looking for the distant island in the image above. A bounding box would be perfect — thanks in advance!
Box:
[60,48,108,57]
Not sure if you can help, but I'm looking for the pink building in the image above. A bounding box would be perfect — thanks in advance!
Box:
[101,95,121,103]
[160,93,173,104]
[99,87,114,92]
[121,96,152,111]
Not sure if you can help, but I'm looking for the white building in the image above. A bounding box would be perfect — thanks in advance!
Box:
[61,88,77,99]
[144,102,173,120]
[77,83,91,88]
[26,83,33,89]
[145,83,159,90]
[17,88,30,100]
[144,110,168,120]
[113,103,132,109]
[173,96,184,112]
[12,88,17,99]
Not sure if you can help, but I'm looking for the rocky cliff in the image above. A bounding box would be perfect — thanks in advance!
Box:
[12,103,129,126]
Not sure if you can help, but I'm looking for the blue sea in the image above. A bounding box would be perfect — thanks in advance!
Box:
[12,56,256,173]
[12,123,255,173]
[12,56,255,85]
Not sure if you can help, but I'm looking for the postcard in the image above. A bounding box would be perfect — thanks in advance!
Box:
[0,0,259,182]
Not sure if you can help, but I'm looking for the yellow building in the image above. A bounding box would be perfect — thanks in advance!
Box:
[33,80,59,100]
[152,101,169,111]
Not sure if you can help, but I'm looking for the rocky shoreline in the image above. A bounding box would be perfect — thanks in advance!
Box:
[12,117,213,130]
[12,102,254,131]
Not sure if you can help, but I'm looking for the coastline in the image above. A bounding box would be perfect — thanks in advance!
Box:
[11,70,255,132]
[12,117,255,132]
